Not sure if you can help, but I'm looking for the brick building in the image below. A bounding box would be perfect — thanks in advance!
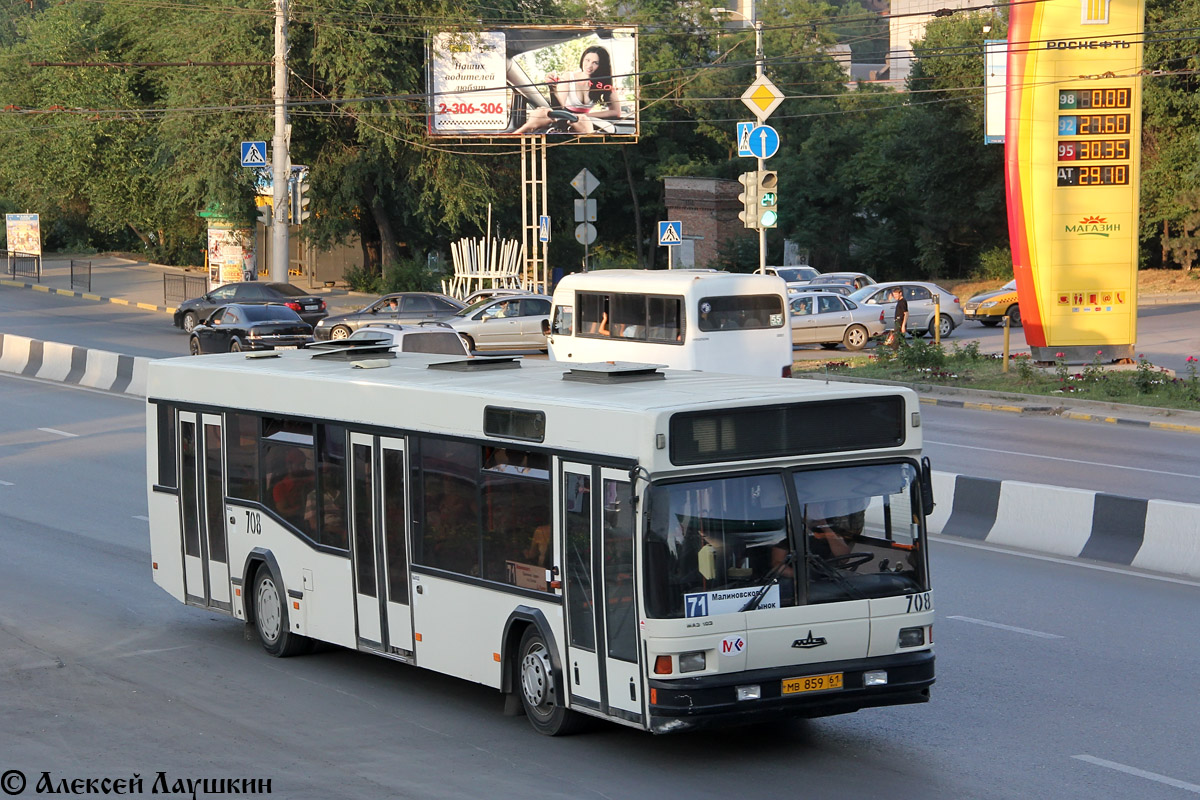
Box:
[662,176,752,268]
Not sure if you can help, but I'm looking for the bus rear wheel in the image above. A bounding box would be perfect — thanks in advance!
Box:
[517,627,584,736]
[252,564,309,657]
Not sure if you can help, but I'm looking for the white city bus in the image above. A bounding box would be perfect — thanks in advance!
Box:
[147,346,935,735]
[546,270,794,377]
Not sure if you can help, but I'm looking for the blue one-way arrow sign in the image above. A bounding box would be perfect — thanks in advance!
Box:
[747,125,780,160]
[241,141,268,168]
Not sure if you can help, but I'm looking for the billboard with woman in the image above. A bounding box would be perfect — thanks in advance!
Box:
[428,26,638,139]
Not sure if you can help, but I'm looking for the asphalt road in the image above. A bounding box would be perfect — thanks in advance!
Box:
[920,402,1200,503]
[2,375,1199,800]
[0,285,185,359]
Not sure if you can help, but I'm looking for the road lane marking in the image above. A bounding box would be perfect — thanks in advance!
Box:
[933,536,1200,588]
[0,479,13,486]
[945,615,1063,639]
[926,440,1200,480]
[132,515,149,522]
[112,645,194,659]
[38,427,79,438]
[1073,755,1200,794]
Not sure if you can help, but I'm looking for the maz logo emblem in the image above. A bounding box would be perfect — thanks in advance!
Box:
[791,630,828,649]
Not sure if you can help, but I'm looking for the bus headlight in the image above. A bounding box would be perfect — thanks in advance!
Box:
[898,626,925,648]
[679,651,706,673]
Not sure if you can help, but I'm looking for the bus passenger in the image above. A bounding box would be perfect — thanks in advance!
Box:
[271,449,314,525]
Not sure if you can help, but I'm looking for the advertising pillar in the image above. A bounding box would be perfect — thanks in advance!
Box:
[1005,0,1145,361]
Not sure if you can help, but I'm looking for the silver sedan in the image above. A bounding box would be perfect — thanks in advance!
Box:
[848,281,965,338]
[444,295,552,352]
[789,292,886,350]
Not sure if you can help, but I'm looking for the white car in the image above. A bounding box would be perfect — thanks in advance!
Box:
[789,292,886,350]
[347,323,470,356]
[848,281,965,338]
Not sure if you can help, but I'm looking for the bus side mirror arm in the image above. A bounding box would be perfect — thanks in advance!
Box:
[920,456,935,512]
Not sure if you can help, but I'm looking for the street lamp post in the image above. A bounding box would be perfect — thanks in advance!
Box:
[712,6,768,274]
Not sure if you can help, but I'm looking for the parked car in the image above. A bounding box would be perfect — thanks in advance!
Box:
[763,266,821,283]
[313,292,464,340]
[445,294,552,352]
[174,281,327,333]
[964,279,1021,327]
[848,281,965,338]
[815,272,876,290]
[346,323,471,356]
[187,303,313,354]
[788,292,886,351]
[789,283,855,297]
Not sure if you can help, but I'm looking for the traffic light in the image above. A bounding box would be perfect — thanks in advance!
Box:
[758,170,779,229]
[293,172,312,225]
[255,196,272,228]
[737,171,760,229]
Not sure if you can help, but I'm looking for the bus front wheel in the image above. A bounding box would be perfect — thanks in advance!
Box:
[252,564,310,658]
[517,627,583,736]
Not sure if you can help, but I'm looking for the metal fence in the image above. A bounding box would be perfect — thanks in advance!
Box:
[3,250,41,282]
[70,259,92,292]
[163,273,208,305]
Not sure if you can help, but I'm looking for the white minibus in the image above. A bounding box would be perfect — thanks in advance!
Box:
[546,270,794,377]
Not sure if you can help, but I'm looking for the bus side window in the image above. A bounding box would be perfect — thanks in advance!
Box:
[578,293,608,336]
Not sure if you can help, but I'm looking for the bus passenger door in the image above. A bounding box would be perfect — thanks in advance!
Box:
[349,434,414,657]
[177,412,230,610]
[380,437,413,655]
[560,463,644,724]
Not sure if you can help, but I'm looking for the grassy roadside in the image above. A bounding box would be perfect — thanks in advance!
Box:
[799,339,1200,411]
[795,268,1200,411]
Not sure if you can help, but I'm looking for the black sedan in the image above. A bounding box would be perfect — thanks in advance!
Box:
[188,304,313,354]
[173,281,328,333]
[312,292,465,340]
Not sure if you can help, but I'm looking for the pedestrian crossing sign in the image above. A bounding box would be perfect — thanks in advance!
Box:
[240,141,268,168]
[658,220,682,246]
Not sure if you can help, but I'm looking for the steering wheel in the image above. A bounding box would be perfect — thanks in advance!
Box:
[824,552,874,572]
[547,109,580,123]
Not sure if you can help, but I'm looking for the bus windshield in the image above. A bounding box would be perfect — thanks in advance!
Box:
[644,463,926,619]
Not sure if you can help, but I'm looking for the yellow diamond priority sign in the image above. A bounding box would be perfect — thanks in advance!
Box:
[741,76,784,122]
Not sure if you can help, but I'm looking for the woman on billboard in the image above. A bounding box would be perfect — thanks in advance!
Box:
[515,45,625,134]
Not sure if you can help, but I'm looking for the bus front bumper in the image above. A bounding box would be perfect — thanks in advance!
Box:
[646,651,934,734]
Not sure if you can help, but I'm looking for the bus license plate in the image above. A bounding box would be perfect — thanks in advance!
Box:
[782,672,843,694]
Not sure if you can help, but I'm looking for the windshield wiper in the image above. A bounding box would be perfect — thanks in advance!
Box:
[805,552,867,601]
[739,552,793,612]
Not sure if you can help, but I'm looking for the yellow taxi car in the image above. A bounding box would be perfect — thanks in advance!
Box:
[964,279,1020,327]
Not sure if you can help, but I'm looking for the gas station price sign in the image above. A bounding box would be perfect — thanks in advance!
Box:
[1058,87,1131,109]
[1005,0,1145,361]
[1058,139,1129,160]
[1056,163,1129,186]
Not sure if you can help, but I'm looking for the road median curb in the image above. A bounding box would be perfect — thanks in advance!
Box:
[930,471,1200,581]
[2,277,176,315]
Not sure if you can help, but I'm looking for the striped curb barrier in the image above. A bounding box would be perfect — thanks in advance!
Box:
[1,277,177,314]
[928,472,1200,581]
[0,332,149,396]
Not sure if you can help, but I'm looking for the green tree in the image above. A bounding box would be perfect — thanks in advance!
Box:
[1140,0,1200,270]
